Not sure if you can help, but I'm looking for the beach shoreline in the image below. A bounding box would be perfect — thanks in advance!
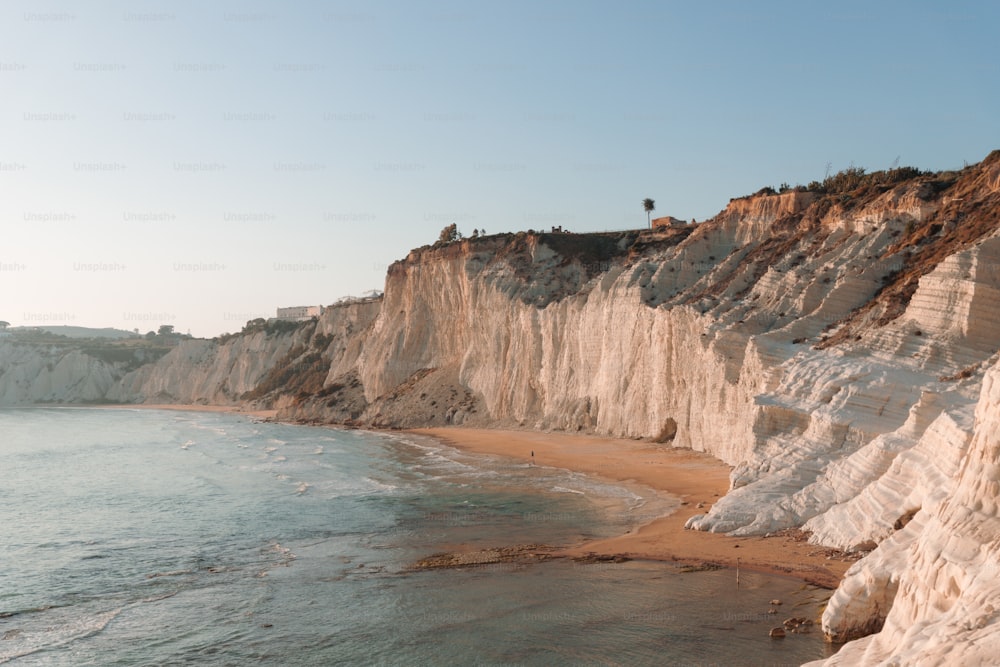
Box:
[411,427,852,589]
[80,404,850,587]
[90,402,278,420]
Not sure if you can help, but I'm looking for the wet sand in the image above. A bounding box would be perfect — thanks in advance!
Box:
[413,427,851,588]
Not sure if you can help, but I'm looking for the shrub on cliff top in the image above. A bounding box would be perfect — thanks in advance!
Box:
[806,165,926,195]
[235,317,308,338]
[734,164,929,202]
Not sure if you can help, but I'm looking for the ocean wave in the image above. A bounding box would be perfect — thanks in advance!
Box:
[145,569,193,580]
[0,604,67,620]
[184,421,231,437]
[0,606,124,664]
[255,541,297,577]
[389,434,505,477]
[361,477,399,494]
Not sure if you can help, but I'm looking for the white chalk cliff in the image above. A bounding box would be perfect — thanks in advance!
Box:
[3,153,1000,664]
[0,342,122,404]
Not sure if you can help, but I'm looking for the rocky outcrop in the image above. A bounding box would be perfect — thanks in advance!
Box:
[805,360,1000,665]
[720,190,815,245]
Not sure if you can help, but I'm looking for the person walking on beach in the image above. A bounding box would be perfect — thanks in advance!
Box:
[530,450,534,465]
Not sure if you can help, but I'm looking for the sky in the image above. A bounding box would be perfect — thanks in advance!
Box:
[2,0,998,337]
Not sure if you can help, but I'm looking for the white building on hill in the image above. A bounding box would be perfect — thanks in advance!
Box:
[275,305,323,321]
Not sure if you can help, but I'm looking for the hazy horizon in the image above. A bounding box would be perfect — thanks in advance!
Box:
[3,0,998,337]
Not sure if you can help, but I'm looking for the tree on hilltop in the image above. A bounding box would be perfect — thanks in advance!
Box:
[643,198,655,228]
[437,223,461,245]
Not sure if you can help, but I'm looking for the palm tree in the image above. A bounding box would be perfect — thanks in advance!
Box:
[642,198,655,228]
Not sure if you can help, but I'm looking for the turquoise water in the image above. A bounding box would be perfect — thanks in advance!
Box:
[0,408,838,665]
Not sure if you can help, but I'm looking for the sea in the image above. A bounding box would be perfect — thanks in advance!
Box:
[0,408,840,666]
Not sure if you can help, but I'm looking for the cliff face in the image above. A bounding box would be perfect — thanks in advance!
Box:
[107,299,381,409]
[0,341,125,403]
[107,334,301,405]
[807,359,1000,666]
[5,153,1000,664]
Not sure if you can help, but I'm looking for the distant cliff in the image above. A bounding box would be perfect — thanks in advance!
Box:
[4,152,1000,665]
[0,342,123,404]
[0,336,167,404]
[107,299,381,411]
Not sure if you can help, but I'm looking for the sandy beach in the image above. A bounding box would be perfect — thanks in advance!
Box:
[413,427,851,588]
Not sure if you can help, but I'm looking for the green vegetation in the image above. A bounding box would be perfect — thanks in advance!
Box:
[436,223,462,246]
[140,326,191,345]
[643,198,655,227]
[80,344,172,371]
[241,317,306,336]
[735,164,929,203]
[4,328,174,371]
[215,318,310,344]
[812,165,926,194]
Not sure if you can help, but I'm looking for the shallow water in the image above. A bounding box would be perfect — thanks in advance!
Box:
[0,408,837,665]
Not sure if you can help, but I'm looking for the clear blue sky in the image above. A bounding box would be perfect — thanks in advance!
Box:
[2,0,998,336]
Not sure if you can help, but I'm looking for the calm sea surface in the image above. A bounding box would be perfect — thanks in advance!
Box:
[0,408,838,666]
